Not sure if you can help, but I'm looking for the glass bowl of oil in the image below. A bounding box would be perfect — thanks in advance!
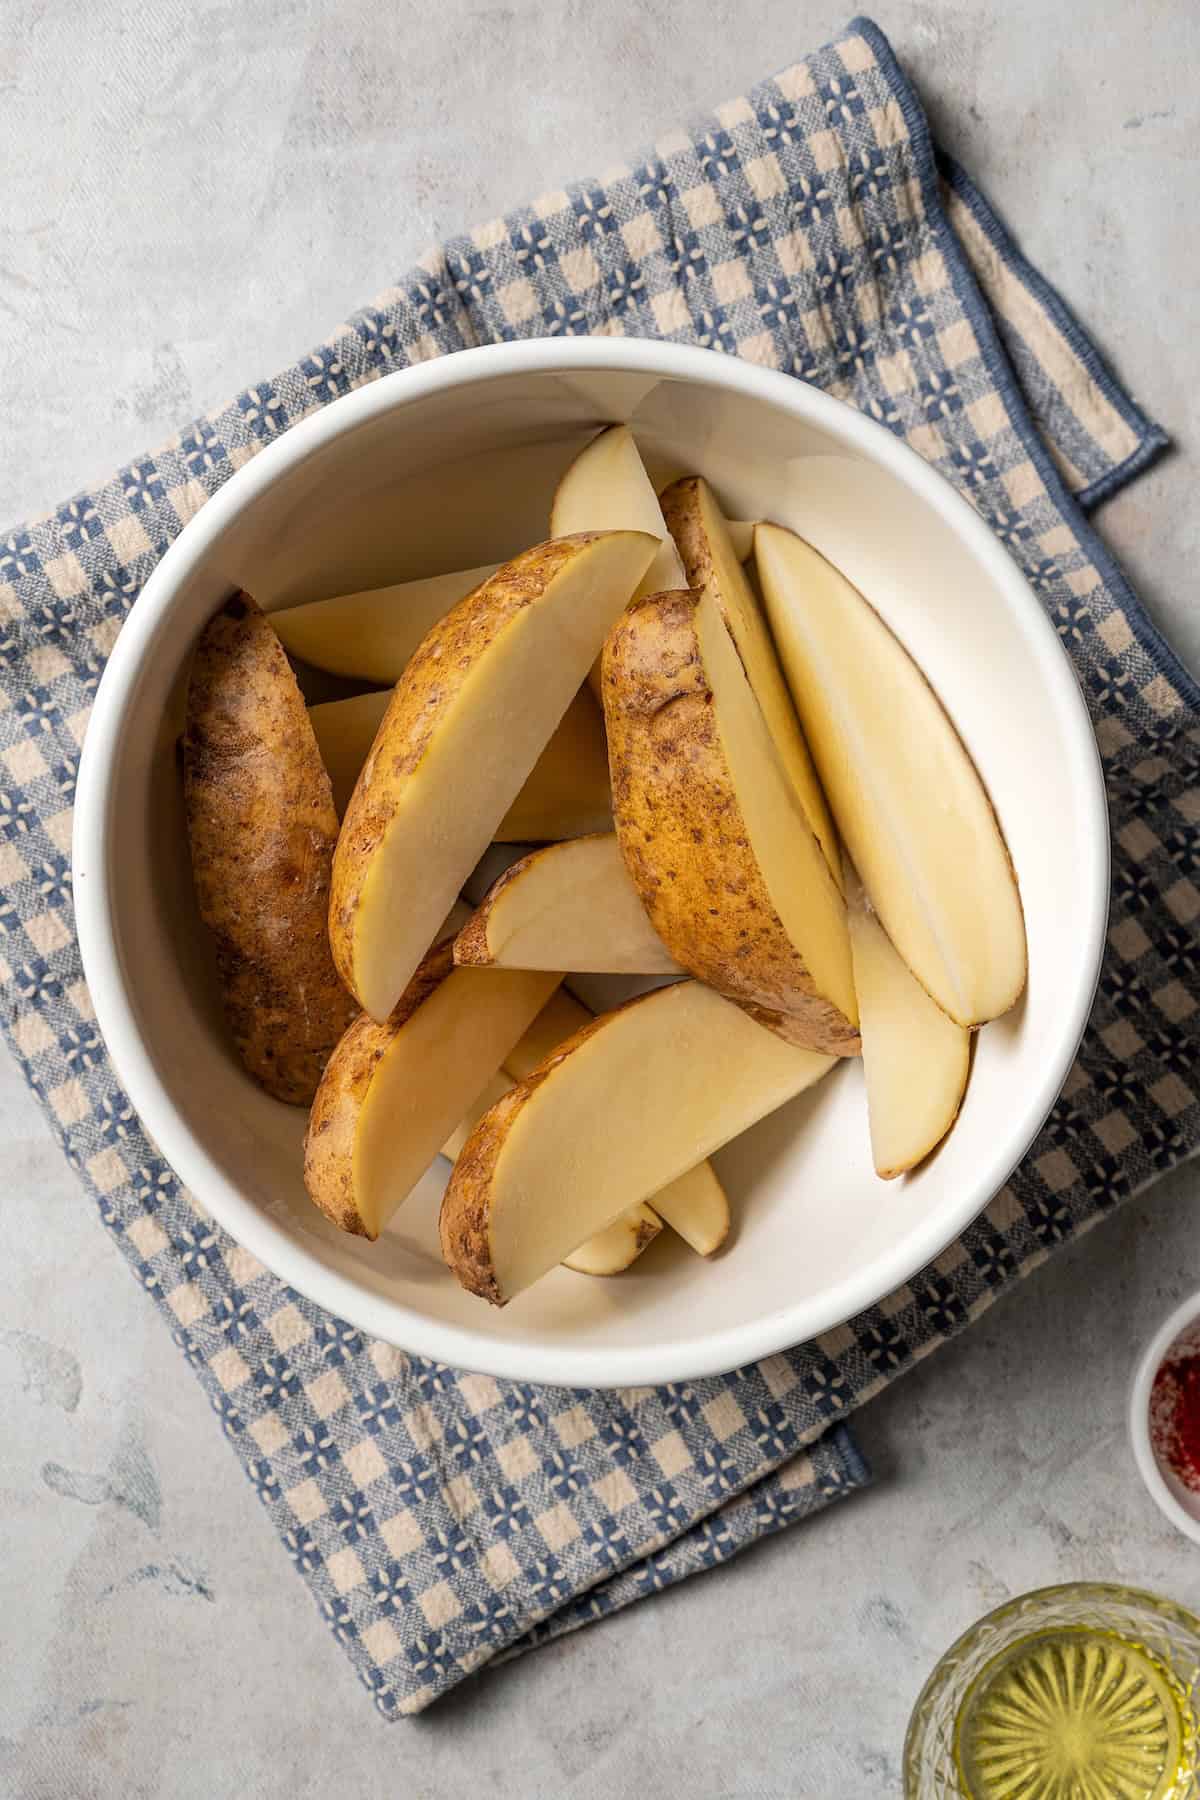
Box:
[905,1583,1200,1798]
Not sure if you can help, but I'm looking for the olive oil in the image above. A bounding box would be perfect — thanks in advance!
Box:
[954,1626,1189,1799]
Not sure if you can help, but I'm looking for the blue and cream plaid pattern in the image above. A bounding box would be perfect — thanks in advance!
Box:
[1,17,1190,1715]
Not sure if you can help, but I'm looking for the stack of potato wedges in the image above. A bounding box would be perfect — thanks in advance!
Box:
[181,426,1026,1308]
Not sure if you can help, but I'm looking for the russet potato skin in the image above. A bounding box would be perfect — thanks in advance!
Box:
[303,940,455,1239]
[601,590,860,1056]
[328,534,608,1010]
[452,868,515,966]
[631,1216,660,1255]
[183,591,356,1105]
[440,1087,529,1304]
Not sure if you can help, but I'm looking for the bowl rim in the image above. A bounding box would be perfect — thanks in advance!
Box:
[72,336,1110,1387]
[1129,1290,1200,1546]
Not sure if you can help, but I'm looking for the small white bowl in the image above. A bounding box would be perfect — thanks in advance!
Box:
[1130,1294,1200,1545]
[73,338,1109,1386]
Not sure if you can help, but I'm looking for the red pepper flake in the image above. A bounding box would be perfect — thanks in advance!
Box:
[1150,1346,1200,1494]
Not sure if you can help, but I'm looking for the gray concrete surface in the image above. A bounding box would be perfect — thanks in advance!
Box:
[2,2,1198,1793]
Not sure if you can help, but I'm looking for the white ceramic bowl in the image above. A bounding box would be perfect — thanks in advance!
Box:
[1129,1293,1200,1545]
[73,339,1109,1387]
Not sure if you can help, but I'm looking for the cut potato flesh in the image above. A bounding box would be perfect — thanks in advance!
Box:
[440,979,834,1304]
[442,1038,666,1277]
[563,1204,662,1275]
[662,477,841,885]
[726,519,756,562]
[330,531,656,1020]
[847,881,971,1178]
[309,690,391,816]
[645,1161,730,1257]
[310,685,612,836]
[691,597,854,1023]
[502,986,596,1079]
[273,564,499,683]
[304,946,560,1240]
[349,965,560,1234]
[491,685,611,843]
[552,425,685,697]
[755,524,1027,1026]
[551,425,685,599]
[501,987,731,1258]
[455,834,681,975]
[441,1071,512,1163]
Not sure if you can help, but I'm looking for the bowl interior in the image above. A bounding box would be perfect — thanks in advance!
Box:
[86,353,1104,1383]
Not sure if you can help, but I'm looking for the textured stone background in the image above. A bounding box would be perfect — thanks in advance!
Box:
[1,2,1198,1793]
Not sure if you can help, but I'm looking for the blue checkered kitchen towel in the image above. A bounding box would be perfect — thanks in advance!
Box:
[1,17,1192,1716]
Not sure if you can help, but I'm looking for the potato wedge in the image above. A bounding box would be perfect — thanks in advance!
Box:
[310,685,612,835]
[273,564,499,683]
[496,987,731,1260]
[563,1204,662,1276]
[330,530,656,1020]
[661,476,841,884]
[490,684,611,843]
[441,1071,512,1163]
[755,523,1027,1026]
[603,588,859,1055]
[643,1162,730,1258]
[848,880,970,1178]
[552,426,685,697]
[441,1058,663,1276]
[551,425,685,600]
[182,591,356,1104]
[440,979,834,1304]
[726,518,756,562]
[502,986,597,1076]
[455,834,681,975]
[308,690,391,817]
[304,941,559,1239]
